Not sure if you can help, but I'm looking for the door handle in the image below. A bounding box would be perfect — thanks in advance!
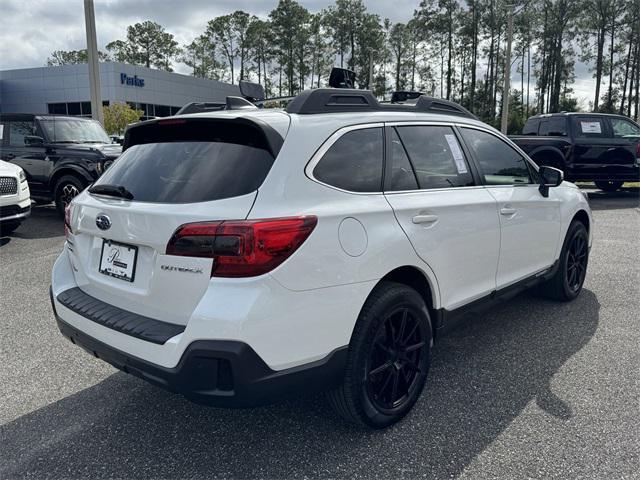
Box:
[412,214,438,224]
[500,207,517,215]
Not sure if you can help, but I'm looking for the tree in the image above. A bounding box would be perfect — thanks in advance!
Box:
[246,18,273,90]
[205,11,253,84]
[103,102,143,135]
[180,35,221,79]
[106,21,180,71]
[388,23,410,91]
[269,0,310,95]
[47,49,108,66]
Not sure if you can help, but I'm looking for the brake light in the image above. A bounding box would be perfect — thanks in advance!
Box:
[166,216,317,277]
[64,203,74,239]
[636,142,640,159]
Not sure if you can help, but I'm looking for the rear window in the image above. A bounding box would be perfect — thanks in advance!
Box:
[93,120,275,203]
[539,117,567,136]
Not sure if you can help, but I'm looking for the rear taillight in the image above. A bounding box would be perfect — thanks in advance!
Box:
[64,203,74,239]
[636,142,640,159]
[166,216,317,277]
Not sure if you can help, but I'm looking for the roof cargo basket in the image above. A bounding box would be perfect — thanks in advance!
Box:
[286,88,476,119]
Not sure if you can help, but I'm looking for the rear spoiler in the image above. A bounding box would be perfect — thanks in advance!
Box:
[122,116,285,158]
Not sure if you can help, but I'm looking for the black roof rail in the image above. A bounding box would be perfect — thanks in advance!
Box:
[286,89,378,114]
[414,97,476,118]
[286,88,477,119]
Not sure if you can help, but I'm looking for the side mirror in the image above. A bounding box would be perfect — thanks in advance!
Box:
[538,165,563,197]
[24,135,44,146]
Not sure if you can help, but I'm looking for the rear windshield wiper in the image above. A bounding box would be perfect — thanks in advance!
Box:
[89,184,134,200]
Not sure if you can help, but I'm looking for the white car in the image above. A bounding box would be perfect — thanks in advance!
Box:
[0,160,30,235]
[51,90,592,428]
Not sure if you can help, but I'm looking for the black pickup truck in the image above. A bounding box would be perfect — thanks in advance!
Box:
[510,113,640,191]
[0,114,121,215]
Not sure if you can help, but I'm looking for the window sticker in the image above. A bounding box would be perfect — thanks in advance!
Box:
[444,134,468,174]
[580,121,602,134]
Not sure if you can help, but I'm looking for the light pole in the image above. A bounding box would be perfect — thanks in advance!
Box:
[84,0,104,125]
[501,3,515,134]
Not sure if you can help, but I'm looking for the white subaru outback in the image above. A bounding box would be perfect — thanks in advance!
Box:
[51,88,592,428]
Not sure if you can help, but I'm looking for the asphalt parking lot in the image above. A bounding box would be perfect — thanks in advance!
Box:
[1,187,638,479]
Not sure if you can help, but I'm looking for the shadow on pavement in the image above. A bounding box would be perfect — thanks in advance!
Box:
[583,186,640,211]
[9,205,63,241]
[0,289,600,479]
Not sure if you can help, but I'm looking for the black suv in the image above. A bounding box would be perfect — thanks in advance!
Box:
[0,114,121,214]
[510,113,640,191]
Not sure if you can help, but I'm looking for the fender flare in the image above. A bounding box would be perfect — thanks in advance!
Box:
[527,146,566,168]
[49,165,94,190]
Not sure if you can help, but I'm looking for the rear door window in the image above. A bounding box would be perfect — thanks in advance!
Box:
[313,127,384,192]
[388,128,419,191]
[395,126,474,189]
[93,120,275,203]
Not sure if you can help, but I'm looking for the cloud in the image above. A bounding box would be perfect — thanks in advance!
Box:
[1,0,595,101]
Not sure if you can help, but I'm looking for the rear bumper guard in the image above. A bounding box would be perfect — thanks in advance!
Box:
[51,287,348,407]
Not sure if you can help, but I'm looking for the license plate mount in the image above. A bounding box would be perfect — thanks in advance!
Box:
[99,239,138,282]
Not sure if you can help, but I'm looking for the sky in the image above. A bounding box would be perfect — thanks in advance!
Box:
[0,0,597,106]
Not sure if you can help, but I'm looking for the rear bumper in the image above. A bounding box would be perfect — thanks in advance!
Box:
[51,288,347,407]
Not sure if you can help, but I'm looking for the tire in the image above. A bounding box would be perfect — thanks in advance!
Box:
[327,281,432,429]
[594,180,623,192]
[54,175,86,217]
[0,221,20,236]
[540,220,589,301]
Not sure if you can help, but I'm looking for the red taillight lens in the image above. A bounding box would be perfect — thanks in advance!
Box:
[64,203,73,238]
[636,142,640,159]
[166,216,318,277]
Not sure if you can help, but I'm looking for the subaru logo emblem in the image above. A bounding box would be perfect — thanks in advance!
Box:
[96,213,111,231]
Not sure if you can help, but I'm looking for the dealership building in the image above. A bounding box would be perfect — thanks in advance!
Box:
[0,62,239,119]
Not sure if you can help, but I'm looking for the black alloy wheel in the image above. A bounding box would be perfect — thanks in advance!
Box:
[365,307,427,414]
[540,220,589,301]
[566,230,588,294]
[327,281,432,428]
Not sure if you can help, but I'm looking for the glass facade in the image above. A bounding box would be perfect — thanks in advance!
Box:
[47,101,109,117]
[47,101,180,120]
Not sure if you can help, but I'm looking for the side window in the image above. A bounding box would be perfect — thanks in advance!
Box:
[572,117,607,138]
[388,128,418,191]
[313,127,383,192]
[610,118,640,138]
[8,121,35,147]
[539,118,567,136]
[460,128,532,185]
[522,119,539,135]
[395,126,474,189]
